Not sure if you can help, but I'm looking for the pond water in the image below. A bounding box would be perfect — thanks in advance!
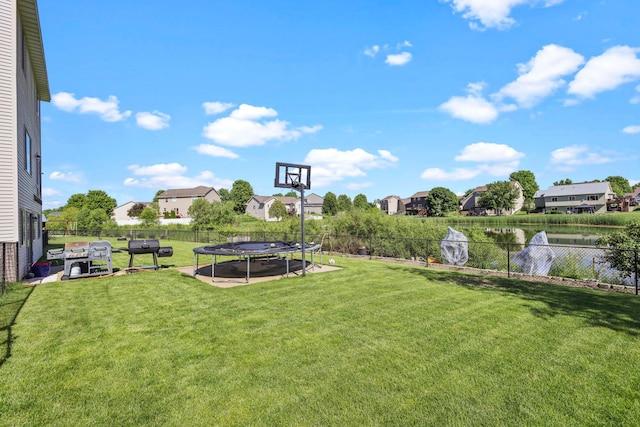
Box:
[464,225,620,246]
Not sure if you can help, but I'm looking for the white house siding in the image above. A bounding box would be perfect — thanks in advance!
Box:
[0,3,48,280]
[112,202,137,222]
[0,2,17,245]
[16,13,43,277]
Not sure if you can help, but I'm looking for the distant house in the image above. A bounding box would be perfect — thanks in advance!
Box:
[246,196,298,221]
[623,187,640,209]
[380,195,404,215]
[112,201,151,222]
[156,186,221,218]
[461,182,524,216]
[534,182,615,214]
[404,191,430,216]
[0,1,51,280]
[294,193,324,216]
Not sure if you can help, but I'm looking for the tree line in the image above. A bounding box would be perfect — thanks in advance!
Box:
[44,172,638,233]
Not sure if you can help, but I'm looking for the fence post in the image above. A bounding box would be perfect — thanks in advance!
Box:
[635,248,638,296]
[425,239,430,267]
[507,243,511,278]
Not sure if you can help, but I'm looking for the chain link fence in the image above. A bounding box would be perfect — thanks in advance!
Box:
[48,229,639,294]
[0,242,19,295]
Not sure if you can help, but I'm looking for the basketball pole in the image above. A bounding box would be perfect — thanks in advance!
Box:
[300,182,306,276]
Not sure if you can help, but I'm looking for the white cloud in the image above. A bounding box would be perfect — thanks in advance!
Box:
[631,85,640,104]
[455,142,525,162]
[549,145,612,170]
[567,46,640,99]
[42,188,61,197]
[442,0,565,30]
[124,163,232,189]
[385,52,412,66]
[623,125,640,134]
[194,144,240,159]
[365,41,413,66]
[49,171,81,182]
[51,92,131,122]
[203,101,235,115]
[303,147,398,188]
[229,104,278,120]
[203,103,321,147]
[421,142,524,181]
[135,111,170,130]
[364,45,380,58]
[439,82,499,124]
[345,182,375,191]
[495,44,584,108]
[421,167,480,181]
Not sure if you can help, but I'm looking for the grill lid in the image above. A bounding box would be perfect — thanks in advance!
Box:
[128,239,160,254]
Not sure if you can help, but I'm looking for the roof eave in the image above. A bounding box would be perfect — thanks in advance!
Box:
[19,0,50,102]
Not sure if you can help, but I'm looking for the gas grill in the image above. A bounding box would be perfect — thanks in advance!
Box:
[126,239,173,270]
[48,240,113,280]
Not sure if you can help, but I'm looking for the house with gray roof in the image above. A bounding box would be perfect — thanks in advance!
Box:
[246,195,297,221]
[461,182,524,216]
[534,181,615,214]
[156,186,221,218]
[380,195,404,215]
[404,191,430,216]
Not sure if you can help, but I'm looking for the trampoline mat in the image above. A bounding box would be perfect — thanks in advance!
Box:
[195,258,305,278]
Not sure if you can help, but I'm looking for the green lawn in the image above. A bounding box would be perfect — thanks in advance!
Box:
[1,257,640,426]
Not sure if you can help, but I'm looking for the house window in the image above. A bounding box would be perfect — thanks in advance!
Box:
[24,129,31,174]
[551,197,558,202]
[171,197,177,202]
[587,195,598,201]
[36,154,41,196]
[568,196,575,201]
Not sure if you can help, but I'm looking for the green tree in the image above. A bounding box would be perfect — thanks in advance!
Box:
[597,220,640,279]
[425,187,459,217]
[337,194,352,212]
[188,199,235,230]
[218,188,231,203]
[553,178,573,186]
[66,193,86,210]
[353,194,369,210]
[322,192,338,216]
[210,201,236,226]
[509,170,539,201]
[229,180,254,214]
[188,198,214,230]
[284,190,298,197]
[478,181,520,215]
[84,190,117,216]
[77,207,109,233]
[127,202,146,218]
[153,190,165,202]
[605,175,631,197]
[269,199,288,220]
[139,206,160,227]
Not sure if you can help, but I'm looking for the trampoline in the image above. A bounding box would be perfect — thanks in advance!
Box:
[193,241,322,283]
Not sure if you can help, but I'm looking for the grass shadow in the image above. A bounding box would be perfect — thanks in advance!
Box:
[386,263,640,337]
[0,284,35,368]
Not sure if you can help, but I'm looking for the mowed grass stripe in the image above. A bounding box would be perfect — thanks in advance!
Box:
[1,257,639,426]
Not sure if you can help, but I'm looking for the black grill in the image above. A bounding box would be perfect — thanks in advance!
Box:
[127,239,172,269]
[128,239,160,254]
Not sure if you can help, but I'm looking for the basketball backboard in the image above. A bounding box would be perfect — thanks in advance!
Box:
[274,162,311,190]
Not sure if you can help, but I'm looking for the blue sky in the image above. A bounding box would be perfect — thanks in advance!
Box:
[39,0,640,209]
